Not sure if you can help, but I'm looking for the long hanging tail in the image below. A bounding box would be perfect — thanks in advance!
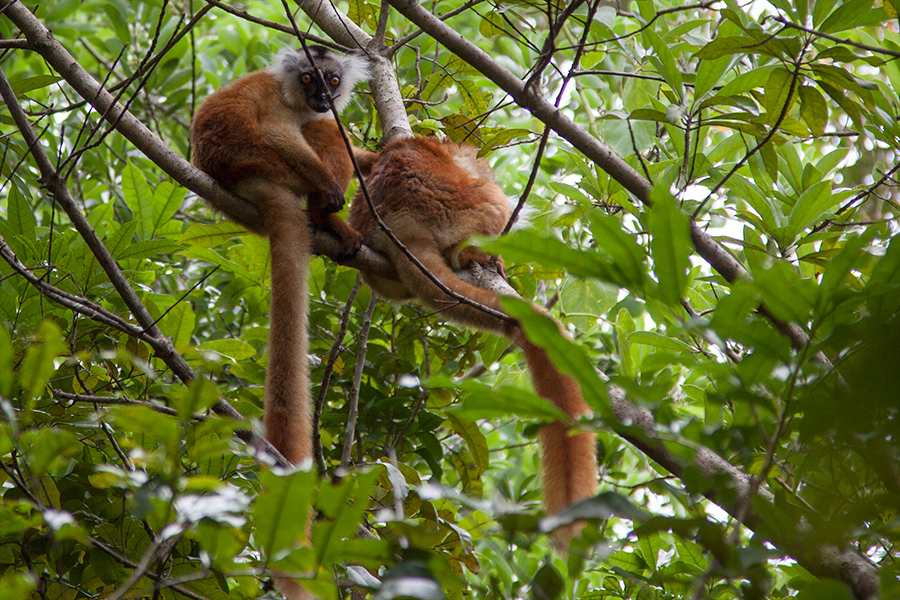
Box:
[520,340,598,543]
[262,205,316,600]
[370,242,598,544]
[263,206,313,466]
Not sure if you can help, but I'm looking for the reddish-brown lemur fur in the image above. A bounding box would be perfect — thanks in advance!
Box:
[190,46,376,599]
[348,137,597,541]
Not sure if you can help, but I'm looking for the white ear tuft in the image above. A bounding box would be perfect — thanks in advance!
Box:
[334,53,370,112]
[268,48,305,108]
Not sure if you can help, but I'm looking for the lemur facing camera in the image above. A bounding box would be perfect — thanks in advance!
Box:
[191,45,377,600]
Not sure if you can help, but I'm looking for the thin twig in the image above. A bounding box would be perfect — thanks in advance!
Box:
[339,295,377,472]
[692,48,807,219]
[53,390,186,418]
[313,276,362,474]
[772,15,900,59]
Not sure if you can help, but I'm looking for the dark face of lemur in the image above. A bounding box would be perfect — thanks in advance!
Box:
[270,45,367,115]
[297,46,346,113]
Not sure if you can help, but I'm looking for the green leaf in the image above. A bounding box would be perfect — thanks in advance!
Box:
[117,239,183,262]
[0,571,36,600]
[443,379,568,422]
[718,64,775,97]
[255,469,317,558]
[816,80,865,130]
[644,29,682,96]
[10,75,62,96]
[819,0,874,32]
[586,213,648,294]
[478,129,532,156]
[812,64,876,97]
[196,339,257,363]
[20,321,66,404]
[628,108,668,122]
[479,11,504,37]
[107,220,138,259]
[179,221,248,246]
[122,161,153,240]
[787,180,835,239]
[180,246,257,281]
[150,182,187,237]
[314,469,381,563]
[103,2,131,43]
[158,301,195,349]
[813,0,842,26]
[799,85,828,135]
[548,181,590,204]
[794,580,855,600]
[177,378,220,421]
[694,36,757,60]
[648,189,692,306]
[483,230,623,288]
[540,491,648,533]
[108,406,181,456]
[446,413,489,475]
[615,308,637,378]
[628,331,692,352]
[768,0,799,18]
[24,428,78,477]
[764,67,795,123]
[6,186,35,239]
[558,277,618,334]
[694,56,734,100]
[530,561,565,600]
[753,262,817,324]
[0,326,13,399]
[867,235,900,319]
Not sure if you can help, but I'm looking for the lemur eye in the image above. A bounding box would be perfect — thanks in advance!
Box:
[300,74,312,84]
[330,76,340,87]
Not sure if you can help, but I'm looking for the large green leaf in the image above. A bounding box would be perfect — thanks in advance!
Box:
[648,189,692,307]
[440,377,568,422]
[255,469,317,558]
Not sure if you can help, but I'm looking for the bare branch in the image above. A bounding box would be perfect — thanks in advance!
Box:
[313,277,362,474]
[53,390,185,418]
[204,0,343,50]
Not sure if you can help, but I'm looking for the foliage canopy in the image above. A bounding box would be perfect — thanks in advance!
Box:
[1,0,899,599]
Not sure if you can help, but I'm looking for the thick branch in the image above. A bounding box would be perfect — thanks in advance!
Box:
[606,385,877,599]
